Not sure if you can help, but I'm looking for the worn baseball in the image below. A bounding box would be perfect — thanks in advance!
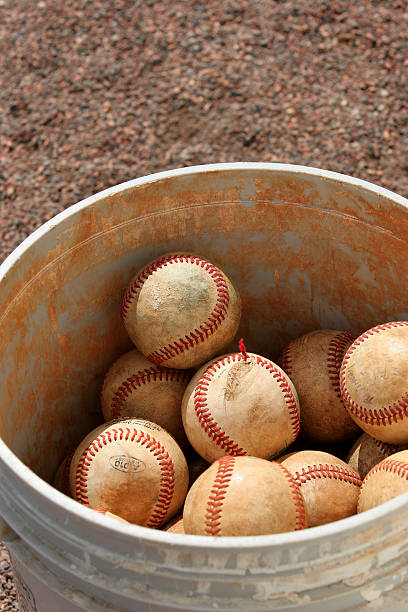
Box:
[358,450,408,513]
[183,455,306,536]
[279,450,362,527]
[53,449,75,496]
[100,348,192,448]
[347,432,407,479]
[280,330,360,443]
[181,346,300,463]
[69,418,189,527]
[340,321,408,444]
[120,252,241,369]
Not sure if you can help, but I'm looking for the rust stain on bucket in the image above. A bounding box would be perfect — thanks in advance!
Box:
[0,166,407,612]
[0,167,407,483]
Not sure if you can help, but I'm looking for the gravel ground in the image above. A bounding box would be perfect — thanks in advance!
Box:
[0,545,18,611]
[1,0,407,608]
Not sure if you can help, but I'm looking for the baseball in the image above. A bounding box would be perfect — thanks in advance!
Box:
[280,330,360,443]
[347,432,406,479]
[358,450,408,513]
[69,418,189,527]
[278,450,362,527]
[100,348,192,448]
[120,252,241,369]
[340,321,408,444]
[183,455,306,536]
[181,344,300,463]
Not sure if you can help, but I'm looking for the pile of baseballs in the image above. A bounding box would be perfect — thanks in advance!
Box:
[53,252,408,536]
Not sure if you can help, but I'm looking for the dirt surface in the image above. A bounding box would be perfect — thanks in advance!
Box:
[0,0,407,608]
[1,1,408,265]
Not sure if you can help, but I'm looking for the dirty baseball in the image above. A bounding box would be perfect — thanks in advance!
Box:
[100,348,192,448]
[280,329,360,442]
[340,321,408,444]
[183,455,306,536]
[120,252,242,369]
[181,341,300,463]
[69,418,189,527]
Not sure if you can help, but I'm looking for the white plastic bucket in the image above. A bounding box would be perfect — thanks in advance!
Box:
[1,163,408,611]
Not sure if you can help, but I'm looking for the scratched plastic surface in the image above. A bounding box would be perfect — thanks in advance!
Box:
[0,164,407,611]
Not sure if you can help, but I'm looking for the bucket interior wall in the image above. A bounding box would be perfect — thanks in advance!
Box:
[0,167,407,482]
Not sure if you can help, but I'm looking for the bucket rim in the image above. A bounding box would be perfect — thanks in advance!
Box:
[1,161,407,279]
[1,161,408,549]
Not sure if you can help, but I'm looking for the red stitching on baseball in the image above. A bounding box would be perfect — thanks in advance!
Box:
[75,428,175,528]
[292,464,362,487]
[120,254,231,365]
[358,458,408,512]
[205,456,235,535]
[340,321,408,426]
[193,353,300,456]
[280,344,293,376]
[364,458,408,483]
[258,355,300,439]
[373,438,400,456]
[279,464,307,530]
[106,366,191,420]
[327,332,355,399]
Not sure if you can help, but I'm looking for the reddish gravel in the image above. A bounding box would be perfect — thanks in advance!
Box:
[0,0,407,608]
[1,0,408,265]
[0,545,19,611]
